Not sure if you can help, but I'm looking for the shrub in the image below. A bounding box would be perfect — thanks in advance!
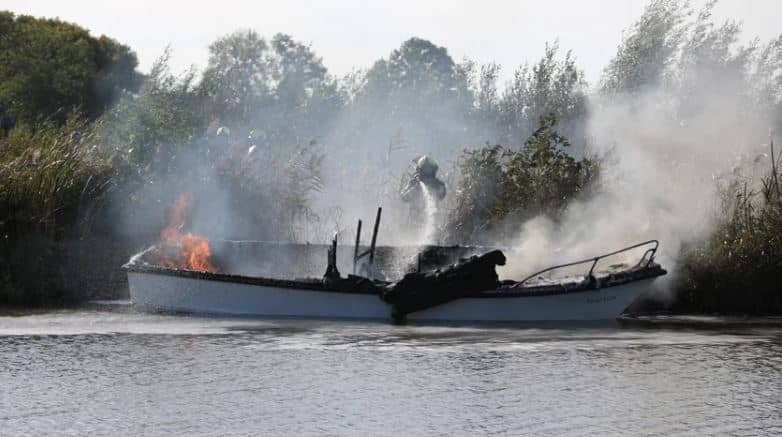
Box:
[443,115,599,243]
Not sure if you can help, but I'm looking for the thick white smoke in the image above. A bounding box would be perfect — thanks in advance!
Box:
[495,1,782,294]
[499,86,773,294]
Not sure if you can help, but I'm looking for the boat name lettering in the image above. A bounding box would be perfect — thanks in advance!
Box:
[586,295,617,304]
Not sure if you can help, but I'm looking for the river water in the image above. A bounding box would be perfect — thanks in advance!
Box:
[1,308,781,436]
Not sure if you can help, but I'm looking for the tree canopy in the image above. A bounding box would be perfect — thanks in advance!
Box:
[0,12,143,126]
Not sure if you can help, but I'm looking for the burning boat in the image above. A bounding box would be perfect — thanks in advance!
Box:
[124,199,667,323]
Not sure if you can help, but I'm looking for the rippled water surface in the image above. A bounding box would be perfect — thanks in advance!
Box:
[1,308,781,436]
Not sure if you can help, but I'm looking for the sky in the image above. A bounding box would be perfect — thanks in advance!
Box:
[5,0,782,85]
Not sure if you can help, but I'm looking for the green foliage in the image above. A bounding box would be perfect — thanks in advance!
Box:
[0,117,113,238]
[443,144,504,242]
[0,11,142,125]
[340,37,476,167]
[498,42,587,143]
[444,115,599,243]
[674,4,762,123]
[600,0,689,94]
[98,50,206,171]
[751,35,782,113]
[677,162,782,313]
[199,30,271,123]
[599,0,781,112]
[199,31,343,143]
[364,37,464,101]
[472,62,501,123]
[271,34,330,108]
[0,118,117,306]
[493,115,597,220]
[264,34,343,144]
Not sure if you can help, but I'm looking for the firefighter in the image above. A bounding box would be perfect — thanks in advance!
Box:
[400,155,447,203]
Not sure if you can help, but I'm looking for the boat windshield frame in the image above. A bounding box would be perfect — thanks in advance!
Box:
[514,240,660,288]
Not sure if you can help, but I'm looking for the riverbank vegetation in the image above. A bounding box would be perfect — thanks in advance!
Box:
[675,160,782,314]
[1,1,781,313]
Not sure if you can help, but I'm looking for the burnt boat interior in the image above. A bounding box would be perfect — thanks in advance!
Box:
[128,239,665,291]
[132,240,487,281]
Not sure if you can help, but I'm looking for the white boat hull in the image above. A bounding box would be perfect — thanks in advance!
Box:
[128,271,655,322]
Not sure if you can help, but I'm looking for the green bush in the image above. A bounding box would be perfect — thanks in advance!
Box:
[444,115,599,243]
[676,163,782,314]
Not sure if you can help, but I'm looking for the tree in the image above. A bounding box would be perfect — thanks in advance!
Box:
[99,50,205,171]
[270,34,329,108]
[675,3,756,121]
[342,37,476,167]
[475,62,501,122]
[600,0,689,95]
[199,31,343,144]
[498,41,587,144]
[199,30,271,124]
[364,38,461,98]
[263,34,343,144]
[0,12,142,126]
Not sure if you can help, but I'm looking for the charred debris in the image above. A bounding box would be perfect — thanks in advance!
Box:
[320,207,507,323]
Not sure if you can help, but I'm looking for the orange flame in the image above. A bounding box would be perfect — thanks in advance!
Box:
[155,193,219,272]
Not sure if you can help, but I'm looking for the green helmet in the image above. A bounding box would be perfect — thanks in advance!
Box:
[216,126,231,137]
[416,155,438,177]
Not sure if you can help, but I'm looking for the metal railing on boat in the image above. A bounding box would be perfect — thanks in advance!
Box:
[513,240,659,287]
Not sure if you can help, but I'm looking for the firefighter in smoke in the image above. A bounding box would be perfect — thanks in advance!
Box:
[400,155,447,216]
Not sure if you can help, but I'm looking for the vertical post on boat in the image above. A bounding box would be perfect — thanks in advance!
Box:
[369,207,382,265]
[324,233,340,279]
[331,234,338,267]
[353,219,362,275]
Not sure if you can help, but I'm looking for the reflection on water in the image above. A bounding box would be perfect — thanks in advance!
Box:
[1,308,781,436]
